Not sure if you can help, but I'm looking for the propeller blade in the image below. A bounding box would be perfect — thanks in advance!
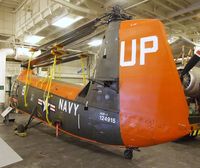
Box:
[181,54,200,77]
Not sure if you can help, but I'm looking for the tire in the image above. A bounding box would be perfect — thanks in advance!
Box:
[17,124,26,133]
[124,149,133,160]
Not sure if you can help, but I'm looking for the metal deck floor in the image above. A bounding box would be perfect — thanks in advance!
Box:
[0,113,200,168]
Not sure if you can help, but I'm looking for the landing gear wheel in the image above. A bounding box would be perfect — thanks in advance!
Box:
[124,149,133,160]
[16,124,26,133]
[14,124,27,137]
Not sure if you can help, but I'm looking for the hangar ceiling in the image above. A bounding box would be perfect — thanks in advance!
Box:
[0,0,200,53]
[0,0,24,10]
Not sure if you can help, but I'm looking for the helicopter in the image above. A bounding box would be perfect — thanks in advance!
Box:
[9,6,200,159]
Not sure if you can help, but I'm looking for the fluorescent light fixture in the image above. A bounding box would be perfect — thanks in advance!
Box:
[24,35,44,44]
[88,39,102,47]
[52,16,83,28]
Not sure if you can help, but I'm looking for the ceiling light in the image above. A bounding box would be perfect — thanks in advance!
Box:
[88,39,102,47]
[52,16,83,28]
[24,35,44,44]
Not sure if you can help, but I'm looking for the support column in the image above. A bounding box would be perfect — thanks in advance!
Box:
[0,49,14,112]
[0,51,6,112]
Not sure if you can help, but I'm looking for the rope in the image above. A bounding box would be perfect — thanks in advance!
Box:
[44,45,64,125]
[43,69,50,100]
[45,55,57,125]
[24,52,34,107]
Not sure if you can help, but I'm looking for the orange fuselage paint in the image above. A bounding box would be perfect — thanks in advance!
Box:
[119,20,190,147]
[17,69,83,100]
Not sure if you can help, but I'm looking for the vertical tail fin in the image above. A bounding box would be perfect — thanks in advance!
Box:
[119,20,190,147]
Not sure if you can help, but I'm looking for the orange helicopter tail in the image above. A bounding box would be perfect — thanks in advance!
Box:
[119,19,190,147]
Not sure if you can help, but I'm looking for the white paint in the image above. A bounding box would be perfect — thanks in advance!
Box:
[38,99,55,112]
[0,49,14,103]
[120,36,158,67]
[120,40,136,67]
[0,137,22,167]
[58,99,64,111]
[68,102,73,114]
[99,115,116,124]
[74,104,79,116]
[63,101,67,112]
[58,99,80,116]
[140,36,158,65]
[78,114,80,129]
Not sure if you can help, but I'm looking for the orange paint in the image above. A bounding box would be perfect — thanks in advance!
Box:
[119,20,190,147]
[17,69,83,100]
